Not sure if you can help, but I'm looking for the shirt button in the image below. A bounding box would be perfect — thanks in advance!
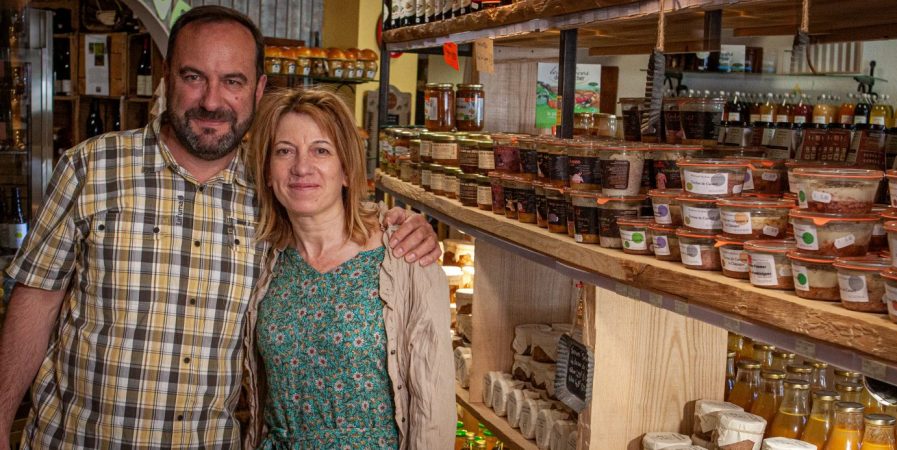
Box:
[194,240,201,247]
[390,350,396,355]
[98,224,105,231]
[183,357,191,364]
[153,226,160,233]
[189,298,196,305]
[198,185,205,193]
[234,239,241,245]
[177,415,184,421]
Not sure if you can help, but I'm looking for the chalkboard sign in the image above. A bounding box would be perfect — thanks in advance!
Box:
[554,334,594,412]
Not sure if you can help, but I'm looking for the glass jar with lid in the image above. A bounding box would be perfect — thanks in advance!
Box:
[537,138,569,187]
[410,139,422,163]
[458,138,481,174]
[456,84,485,131]
[825,402,865,450]
[425,83,455,132]
[517,136,539,176]
[476,175,492,211]
[430,164,446,196]
[431,133,460,167]
[476,140,495,175]
[573,113,594,137]
[419,132,434,163]
[861,414,896,449]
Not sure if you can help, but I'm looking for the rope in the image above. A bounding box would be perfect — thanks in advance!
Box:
[801,0,809,33]
[656,0,666,51]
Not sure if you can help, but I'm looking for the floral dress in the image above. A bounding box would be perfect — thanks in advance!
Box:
[256,246,399,449]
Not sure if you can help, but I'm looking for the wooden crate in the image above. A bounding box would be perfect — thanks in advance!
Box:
[78,32,127,97]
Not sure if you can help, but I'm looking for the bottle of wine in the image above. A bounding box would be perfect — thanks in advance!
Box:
[60,39,72,95]
[86,100,104,138]
[111,107,121,131]
[136,37,153,97]
[8,187,26,251]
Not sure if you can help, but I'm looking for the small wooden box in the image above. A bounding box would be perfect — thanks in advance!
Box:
[78,32,127,97]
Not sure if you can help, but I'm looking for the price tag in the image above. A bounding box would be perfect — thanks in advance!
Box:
[443,41,460,71]
[795,338,816,358]
[674,301,690,316]
[555,334,594,412]
[648,292,663,308]
[723,317,741,333]
[862,358,888,380]
[615,282,629,296]
[628,286,641,300]
[474,38,494,74]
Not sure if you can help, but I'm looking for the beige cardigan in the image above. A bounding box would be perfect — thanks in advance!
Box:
[241,225,455,449]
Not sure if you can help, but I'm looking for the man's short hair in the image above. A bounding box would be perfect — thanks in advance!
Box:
[166,5,265,79]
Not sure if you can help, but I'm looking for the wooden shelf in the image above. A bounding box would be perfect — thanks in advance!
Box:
[377,172,897,384]
[455,384,539,450]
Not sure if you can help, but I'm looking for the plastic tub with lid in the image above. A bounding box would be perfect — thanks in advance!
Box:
[879,268,897,324]
[676,229,721,271]
[567,140,601,191]
[789,210,877,257]
[648,188,684,226]
[599,145,648,196]
[650,145,702,190]
[793,167,883,214]
[649,223,680,261]
[886,169,897,207]
[718,197,792,239]
[871,204,889,252]
[716,235,751,280]
[596,196,645,248]
[570,190,601,244]
[679,159,750,197]
[743,240,796,290]
[728,157,787,195]
[678,195,722,233]
[618,217,654,255]
[787,251,840,301]
[832,256,890,313]
[885,221,897,268]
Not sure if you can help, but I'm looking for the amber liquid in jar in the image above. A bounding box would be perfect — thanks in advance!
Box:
[425,83,455,132]
[455,84,485,132]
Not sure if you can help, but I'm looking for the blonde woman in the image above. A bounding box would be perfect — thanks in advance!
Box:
[242,89,454,449]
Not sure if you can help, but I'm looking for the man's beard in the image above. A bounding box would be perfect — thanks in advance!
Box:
[163,106,253,161]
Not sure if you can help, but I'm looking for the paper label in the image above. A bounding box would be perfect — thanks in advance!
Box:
[729,112,741,122]
[477,150,495,169]
[885,281,897,303]
[720,247,749,273]
[839,273,870,302]
[793,265,810,291]
[872,116,887,126]
[798,189,809,208]
[761,171,779,181]
[834,234,856,249]
[742,170,755,191]
[763,225,780,237]
[621,229,648,251]
[683,205,722,230]
[456,97,484,122]
[424,97,437,121]
[474,38,494,74]
[684,170,730,196]
[477,186,492,205]
[419,141,431,158]
[432,142,458,160]
[854,116,868,125]
[776,114,790,123]
[680,243,703,266]
[652,202,672,224]
[721,210,753,235]
[749,253,779,286]
[12,223,27,248]
[761,114,774,123]
[793,222,820,251]
[653,235,671,256]
[811,190,833,204]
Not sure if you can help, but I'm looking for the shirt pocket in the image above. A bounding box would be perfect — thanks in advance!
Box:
[226,216,261,256]
[86,208,171,268]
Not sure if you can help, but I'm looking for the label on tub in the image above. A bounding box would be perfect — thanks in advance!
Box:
[653,235,671,256]
[838,273,870,302]
[477,186,492,206]
[762,225,780,237]
[891,182,897,207]
[683,205,722,231]
[721,210,753,235]
[748,253,779,286]
[834,234,856,249]
[720,247,749,273]
[680,243,703,266]
[793,222,820,251]
[620,229,648,251]
[874,222,886,237]
[884,282,897,304]
[684,170,731,196]
[793,265,810,291]
[761,171,779,181]
[653,202,673,224]
[811,190,833,204]
[798,189,809,208]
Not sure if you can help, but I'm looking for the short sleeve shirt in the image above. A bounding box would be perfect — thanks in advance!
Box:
[5,118,267,448]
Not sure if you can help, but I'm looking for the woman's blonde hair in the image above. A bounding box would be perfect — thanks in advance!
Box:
[248,88,378,248]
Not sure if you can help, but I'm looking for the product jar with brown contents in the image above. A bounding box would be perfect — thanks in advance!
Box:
[512,174,537,224]
[430,164,445,196]
[476,139,495,175]
[445,168,462,199]
[737,158,787,195]
[885,221,897,267]
[716,235,751,280]
[567,140,601,191]
[677,229,722,270]
[888,170,897,207]
[879,268,897,323]
[294,47,312,76]
[431,133,459,167]
[458,138,480,173]
[566,191,576,237]
[870,205,889,252]
[679,159,750,197]
[398,157,412,182]
[476,175,492,211]
[459,173,479,207]
[789,210,877,256]
[573,112,594,137]
[502,174,521,220]
[570,190,601,244]
[491,133,521,173]
[409,138,421,163]
[648,188,684,226]
[545,187,568,234]
[619,97,644,142]
[718,197,793,239]
[424,83,455,132]
[418,132,434,163]
[599,145,648,196]
[618,218,654,255]
[597,196,645,249]
[833,256,890,313]
[538,139,569,187]
[409,162,420,186]
[517,136,539,177]
[651,145,702,190]
[793,168,883,214]
[679,195,723,233]
[744,239,796,290]
[787,250,840,301]
[455,84,485,132]
[535,182,548,228]
[649,223,681,261]
[488,171,505,215]
[420,163,433,192]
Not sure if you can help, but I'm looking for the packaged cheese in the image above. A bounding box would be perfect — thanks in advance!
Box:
[507,389,542,428]
[531,329,567,363]
[694,399,744,441]
[453,346,472,388]
[642,432,692,449]
[547,419,577,450]
[535,409,571,449]
[761,437,817,449]
[713,411,767,450]
[482,372,511,407]
[512,354,533,381]
[493,378,524,416]
[455,288,474,314]
[512,324,552,355]
[519,397,554,439]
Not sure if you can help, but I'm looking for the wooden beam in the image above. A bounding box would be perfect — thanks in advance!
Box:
[588,40,710,56]
[733,25,798,37]
[810,24,897,44]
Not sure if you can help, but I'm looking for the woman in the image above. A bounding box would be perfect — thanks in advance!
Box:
[241,88,455,449]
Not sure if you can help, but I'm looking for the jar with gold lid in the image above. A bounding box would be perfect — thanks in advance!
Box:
[430,164,446,196]
[431,133,460,167]
[458,138,481,174]
[419,132,434,163]
[456,84,485,131]
[425,83,455,132]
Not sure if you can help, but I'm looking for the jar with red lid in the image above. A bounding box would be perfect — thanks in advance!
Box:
[535,182,548,228]
[424,83,455,132]
[833,256,890,313]
[455,84,485,132]
[744,239,796,290]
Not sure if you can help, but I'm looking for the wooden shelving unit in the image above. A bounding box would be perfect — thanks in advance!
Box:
[456,385,539,450]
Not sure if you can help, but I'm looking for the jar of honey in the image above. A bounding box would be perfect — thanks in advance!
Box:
[425,83,455,132]
[456,84,485,131]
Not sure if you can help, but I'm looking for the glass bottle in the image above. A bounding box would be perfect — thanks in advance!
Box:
[137,36,153,97]
[727,333,744,356]
[730,359,762,410]
[837,382,865,404]
[801,390,840,450]
[785,363,813,383]
[871,96,890,128]
[86,99,104,138]
[739,336,755,361]
[9,187,26,251]
[776,93,794,124]
[726,351,737,401]
[751,369,786,423]
[834,370,863,386]
[838,94,856,126]
[813,94,834,125]
[770,351,796,371]
[854,94,872,125]
[455,429,469,450]
[767,379,811,439]
[862,381,883,414]
[810,361,829,392]
[793,94,813,125]
[464,431,476,449]
[760,92,777,123]
[753,343,775,369]
[824,402,865,450]
[861,414,897,450]
[749,93,762,124]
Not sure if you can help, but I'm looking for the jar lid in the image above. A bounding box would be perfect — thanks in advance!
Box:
[617,217,654,227]
[785,379,811,390]
[676,195,719,205]
[457,83,484,89]
[880,267,897,282]
[865,414,897,426]
[773,351,795,359]
[596,195,648,204]
[789,210,879,225]
[886,169,897,179]
[837,382,865,392]
[436,83,454,89]
[431,163,444,170]
[458,137,479,146]
[786,364,813,375]
[882,220,897,234]
[678,158,751,169]
[568,189,601,199]
[753,343,775,350]
[717,197,794,209]
[833,255,890,271]
[785,160,850,169]
[812,390,839,401]
[424,82,440,88]
[477,140,494,149]
[460,173,478,181]
[432,134,457,142]
[834,369,862,378]
[743,239,796,254]
[717,411,767,433]
[810,361,829,369]
[715,234,750,247]
[834,401,865,412]
[792,167,884,179]
[761,369,786,380]
[675,228,717,240]
[786,250,837,265]
[724,156,787,169]
[648,188,685,199]
[648,223,678,232]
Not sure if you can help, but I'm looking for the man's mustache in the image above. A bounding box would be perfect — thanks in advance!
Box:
[185,107,236,123]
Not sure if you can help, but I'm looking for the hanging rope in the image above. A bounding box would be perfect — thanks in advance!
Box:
[656,0,666,51]
[800,0,810,33]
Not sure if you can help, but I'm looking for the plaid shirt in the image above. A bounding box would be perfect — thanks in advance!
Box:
[6,118,267,449]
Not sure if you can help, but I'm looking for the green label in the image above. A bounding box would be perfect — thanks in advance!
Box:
[799,190,806,202]
[801,232,815,245]
[632,232,645,243]
[797,273,808,285]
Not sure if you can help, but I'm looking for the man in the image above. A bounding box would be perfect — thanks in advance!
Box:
[0,6,438,449]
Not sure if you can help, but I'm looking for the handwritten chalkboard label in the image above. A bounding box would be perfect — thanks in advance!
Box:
[555,334,594,412]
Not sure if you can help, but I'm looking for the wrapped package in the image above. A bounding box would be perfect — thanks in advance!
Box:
[507,388,542,428]
[530,361,557,397]
[642,432,693,449]
[482,372,511,407]
[548,419,577,450]
[455,288,474,314]
[493,378,524,416]
[713,411,767,450]
[535,408,571,449]
[512,324,552,355]
[512,354,533,381]
[520,397,554,439]
[694,399,744,441]
[531,329,568,363]
[456,313,473,342]
[760,438,817,450]
[453,346,472,388]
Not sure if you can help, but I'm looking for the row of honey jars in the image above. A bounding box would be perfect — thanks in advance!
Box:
[264,46,379,80]
[423,83,486,132]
